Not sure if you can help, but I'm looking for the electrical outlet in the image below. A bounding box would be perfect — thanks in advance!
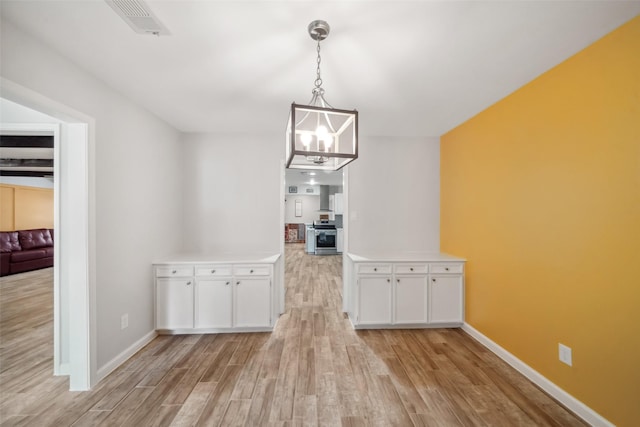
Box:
[121,314,129,330]
[559,343,572,366]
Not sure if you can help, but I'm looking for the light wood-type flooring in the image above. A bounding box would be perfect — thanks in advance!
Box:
[0,244,587,426]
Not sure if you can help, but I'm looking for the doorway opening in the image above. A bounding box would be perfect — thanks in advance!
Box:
[280,167,349,313]
[0,82,94,391]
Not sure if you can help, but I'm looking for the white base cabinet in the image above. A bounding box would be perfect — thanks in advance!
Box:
[358,276,393,324]
[429,274,464,324]
[196,279,232,328]
[154,258,278,334]
[234,277,271,327]
[156,277,194,330]
[347,254,465,329]
[394,275,428,324]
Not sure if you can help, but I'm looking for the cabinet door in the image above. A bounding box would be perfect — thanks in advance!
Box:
[394,275,427,324]
[429,275,464,324]
[156,278,194,329]
[337,228,344,253]
[335,193,344,214]
[196,279,232,328]
[357,276,392,325]
[306,228,315,253]
[234,277,271,327]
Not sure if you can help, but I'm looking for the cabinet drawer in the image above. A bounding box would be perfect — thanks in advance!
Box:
[394,264,428,274]
[234,265,271,276]
[430,263,464,274]
[195,265,233,277]
[357,264,392,275]
[155,266,193,278]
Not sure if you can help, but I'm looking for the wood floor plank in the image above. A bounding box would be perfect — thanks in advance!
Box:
[218,399,252,426]
[168,382,216,427]
[90,370,148,411]
[69,409,112,427]
[269,334,300,422]
[245,378,276,425]
[97,386,155,426]
[198,339,240,383]
[121,368,188,425]
[314,373,340,425]
[382,355,430,414]
[194,363,243,426]
[0,244,589,426]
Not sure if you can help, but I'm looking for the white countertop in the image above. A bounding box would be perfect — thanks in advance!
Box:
[347,252,465,262]
[153,253,281,265]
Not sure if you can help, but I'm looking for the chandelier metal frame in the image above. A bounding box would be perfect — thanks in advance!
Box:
[285,20,359,171]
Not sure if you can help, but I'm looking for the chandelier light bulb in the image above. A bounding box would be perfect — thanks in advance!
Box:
[300,133,312,146]
[316,125,328,137]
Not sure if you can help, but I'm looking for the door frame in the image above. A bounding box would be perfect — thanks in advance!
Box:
[1,77,96,390]
[279,163,350,313]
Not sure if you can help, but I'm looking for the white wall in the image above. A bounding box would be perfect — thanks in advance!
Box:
[284,194,319,224]
[181,133,282,254]
[1,20,184,371]
[347,136,440,254]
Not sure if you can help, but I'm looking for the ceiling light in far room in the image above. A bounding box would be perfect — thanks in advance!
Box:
[286,20,358,171]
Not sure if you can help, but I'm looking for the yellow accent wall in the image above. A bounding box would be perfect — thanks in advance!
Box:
[0,184,54,231]
[441,16,640,426]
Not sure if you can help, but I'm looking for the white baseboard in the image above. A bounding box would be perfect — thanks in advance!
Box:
[462,323,614,427]
[96,330,157,383]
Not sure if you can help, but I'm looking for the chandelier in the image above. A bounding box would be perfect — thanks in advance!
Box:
[286,20,358,171]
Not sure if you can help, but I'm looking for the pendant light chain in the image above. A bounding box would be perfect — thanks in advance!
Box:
[314,38,323,90]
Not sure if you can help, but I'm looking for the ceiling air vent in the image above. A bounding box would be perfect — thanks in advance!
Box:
[105,0,170,36]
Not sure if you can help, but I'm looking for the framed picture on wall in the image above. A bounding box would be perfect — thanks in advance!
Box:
[289,186,298,193]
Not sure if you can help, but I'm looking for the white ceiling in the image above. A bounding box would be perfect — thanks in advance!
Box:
[1,1,639,139]
[285,168,343,187]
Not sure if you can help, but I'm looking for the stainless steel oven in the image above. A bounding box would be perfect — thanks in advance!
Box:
[313,220,337,255]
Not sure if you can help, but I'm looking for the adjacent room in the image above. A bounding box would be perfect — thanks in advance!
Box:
[1,1,638,426]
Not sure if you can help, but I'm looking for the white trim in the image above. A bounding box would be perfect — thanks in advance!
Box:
[56,363,70,376]
[342,166,349,313]
[278,161,285,315]
[96,330,157,382]
[1,77,96,391]
[462,323,615,427]
[52,125,61,375]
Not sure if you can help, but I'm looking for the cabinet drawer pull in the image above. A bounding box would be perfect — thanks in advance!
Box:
[445,267,450,271]
[236,281,240,285]
[226,281,230,285]
[172,270,177,274]
[410,267,414,271]
[186,281,192,285]
[250,269,254,273]
[374,268,377,272]
[397,279,400,283]
[432,278,436,282]
[211,269,216,273]
[387,279,390,283]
